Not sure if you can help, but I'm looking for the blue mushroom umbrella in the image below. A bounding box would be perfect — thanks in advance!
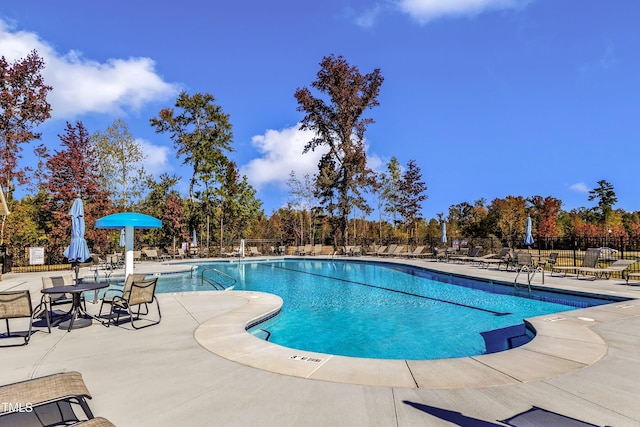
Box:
[95,212,162,278]
[524,216,534,248]
[441,222,447,244]
[63,198,91,285]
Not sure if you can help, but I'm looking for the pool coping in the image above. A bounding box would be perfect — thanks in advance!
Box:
[192,259,640,389]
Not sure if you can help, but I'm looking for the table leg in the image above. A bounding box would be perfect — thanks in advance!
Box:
[58,293,92,331]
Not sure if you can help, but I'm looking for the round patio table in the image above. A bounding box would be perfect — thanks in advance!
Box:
[41,282,108,331]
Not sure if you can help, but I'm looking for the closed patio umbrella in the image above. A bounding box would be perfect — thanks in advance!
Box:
[63,198,91,285]
[524,216,534,248]
[441,222,447,244]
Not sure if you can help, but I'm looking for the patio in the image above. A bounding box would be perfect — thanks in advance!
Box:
[1,258,640,426]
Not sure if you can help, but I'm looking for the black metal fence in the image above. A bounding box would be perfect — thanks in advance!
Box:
[4,235,640,282]
[435,235,640,282]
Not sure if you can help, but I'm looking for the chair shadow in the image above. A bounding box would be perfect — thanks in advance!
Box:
[402,401,505,427]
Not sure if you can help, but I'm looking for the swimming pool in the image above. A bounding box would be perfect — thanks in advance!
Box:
[154,259,622,360]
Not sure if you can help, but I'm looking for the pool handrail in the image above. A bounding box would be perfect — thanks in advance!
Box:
[199,267,237,290]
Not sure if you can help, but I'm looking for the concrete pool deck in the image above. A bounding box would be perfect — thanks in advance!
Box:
[1,256,640,426]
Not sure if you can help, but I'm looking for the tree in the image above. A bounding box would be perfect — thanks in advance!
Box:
[215,161,262,248]
[488,196,527,248]
[142,173,186,249]
[397,159,427,242]
[4,193,49,255]
[588,180,617,225]
[287,171,318,244]
[41,121,112,261]
[529,195,562,238]
[92,118,149,208]
[0,50,52,245]
[380,157,402,229]
[0,50,52,196]
[150,91,233,202]
[449,199,488,239]
[294,54,383,248]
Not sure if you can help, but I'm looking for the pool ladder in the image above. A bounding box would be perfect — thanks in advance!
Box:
[514,264,545,293]
[192,267,237,290]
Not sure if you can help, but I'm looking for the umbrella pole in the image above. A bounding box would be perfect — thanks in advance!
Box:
[73,262,79,286]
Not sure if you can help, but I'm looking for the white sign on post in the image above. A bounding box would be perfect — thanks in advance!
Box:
[29,247,45,265]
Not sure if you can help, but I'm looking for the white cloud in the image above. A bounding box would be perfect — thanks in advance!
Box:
[397,0,528,23]
[355,4,385,29]
[138,138,171,177]
[240,124,326,190]
[241,123,384,193]
[0,19,179,119]
[569,182,590,193]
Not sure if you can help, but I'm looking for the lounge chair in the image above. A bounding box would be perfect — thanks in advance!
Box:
[445,247,457,260]
[0,371,96,425]
[467,252,497,264]
[142,249,159,261]
[105,277,161,329]
[170,248,185,259]
[448,247,469,262]
[624,271,640,285]
[379,244,397,257]
[366,245,387,256]
[576,259,636,281]
[222,247,240,257]
[536,252,558,270]
[381,245,404,257]
[404,246,426,258]
[477,248,512,269]
[74,417,117,427]
[432,247,448,261]
[340,246,354,256]
[449,246,481,263]
[311,244,323,256]
[0,290,49,347]
[551,248,601,277]
[294,245,311,256]
[248,246,262,256]
[106,253,123,269]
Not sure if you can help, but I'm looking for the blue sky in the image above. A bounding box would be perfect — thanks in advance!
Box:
[2,1,639,220]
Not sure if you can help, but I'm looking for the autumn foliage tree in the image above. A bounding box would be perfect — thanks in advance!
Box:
[294,54,383,248]
[0,50,52,193]
[488,196,527,248]
[142,173,187,249]
[529,195,562,238]
[41,121,112,261]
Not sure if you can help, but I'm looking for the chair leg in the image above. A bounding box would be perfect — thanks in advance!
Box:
[34,301,51,334]
[129,297,161,329]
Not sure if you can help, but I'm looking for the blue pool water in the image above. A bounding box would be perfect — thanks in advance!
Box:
[154,259,621,360]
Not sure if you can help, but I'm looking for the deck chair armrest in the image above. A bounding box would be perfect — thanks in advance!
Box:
[109,294,128,307]
[102,288,124,299]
